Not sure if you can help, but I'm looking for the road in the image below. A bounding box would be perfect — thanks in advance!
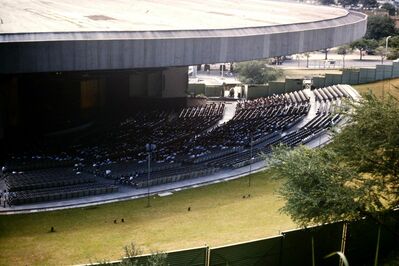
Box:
[276,51,393,69]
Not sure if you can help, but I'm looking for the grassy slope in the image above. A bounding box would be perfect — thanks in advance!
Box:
[0,172,295,266]
[353,78,399,99]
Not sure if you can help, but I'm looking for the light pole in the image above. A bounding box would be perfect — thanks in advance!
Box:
[249,133,253,187]
[145,143,156,208]
[385,36,392,63]
[381,36,392,64]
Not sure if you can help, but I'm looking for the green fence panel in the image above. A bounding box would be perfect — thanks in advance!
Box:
[383,64,393,79]
[285,79,303,92]
[324,74,342,86]
[392,62,399,78]
[346,212,399,266]
[349,70,360,85]
[281,222,342,266]
[341,69,353,84]
[247,85,269,98]
[209,236,282,266]
[345,218,379,265]
[205,86,223,97]
[375,65,385,80]
[164,246,207,266]
[188,84,206,96]
[112,246,207,266]
[312,77,325,88]
[269,81,286,95]
[359,68,376,84]
[313,222,343,266]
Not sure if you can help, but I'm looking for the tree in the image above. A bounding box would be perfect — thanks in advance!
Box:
[304,53,311,68]
[235,61,283,84]
[338,0,359,7]
[269,94,399,227]
[319,0,335,5]
[331,93,399,208]
[337,45,350,68]
[387,35,399,49]
[269,146,363,227]
[375,46,387,64]
[387,48,399,60]
[361,0,378,8]
[350,38,378,60]
[381,3,396,16]
[365,15,397,40]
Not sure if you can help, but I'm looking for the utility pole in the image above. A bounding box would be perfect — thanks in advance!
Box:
[249,133,253,187]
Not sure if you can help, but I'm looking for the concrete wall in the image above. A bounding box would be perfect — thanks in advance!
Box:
[0,11,366,74]
[162,67,188,98]
[129,72,147,97]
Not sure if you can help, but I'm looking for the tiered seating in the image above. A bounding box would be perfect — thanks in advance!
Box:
[74,103,224,165]
[131,165,219,188]
[8,183,118,205]
[314,85,350,102]
[4,156,74,172]
[190,93,309,150]
[3,167,118,205]
[2,87,354,195]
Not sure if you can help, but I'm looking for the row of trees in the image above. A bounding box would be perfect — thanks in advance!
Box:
[319,0,378,8]
[340,15,398,61]
[234,60,284,84]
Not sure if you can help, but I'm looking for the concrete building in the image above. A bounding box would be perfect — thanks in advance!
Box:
[0,0,366,146]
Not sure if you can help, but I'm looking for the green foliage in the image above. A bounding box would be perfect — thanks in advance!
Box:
[338,0,359,6]
[365,16,397,40]
[146,252,168,266]
[269,94,399,227]
[387,48,399,60]
[319,0,335,5]
[361,0,378,8]
[269,146,362,227]
[389,36,399,48]
[98,242,169,266]
[332,93,399,209]
[337,45,350,55]
[119,242,142,266]
[235,61,283,84]
[350,38,378,59]
[381,3,396,16]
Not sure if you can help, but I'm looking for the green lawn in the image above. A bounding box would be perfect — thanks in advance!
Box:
[281,69,342,80]
[0,172,295,266]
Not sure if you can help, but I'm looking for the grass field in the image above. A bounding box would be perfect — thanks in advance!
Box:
[353,78,399,99]
[282,68,342,80]
[0,172,295,266]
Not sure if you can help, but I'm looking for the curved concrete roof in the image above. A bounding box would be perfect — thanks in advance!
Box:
[0,0,367,73]
[1,0,348,33]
